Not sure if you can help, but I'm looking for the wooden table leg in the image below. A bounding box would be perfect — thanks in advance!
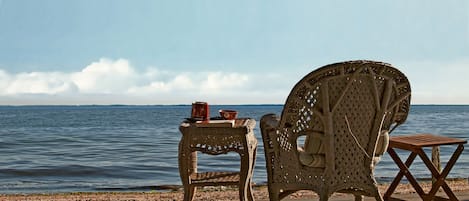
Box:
[384,148,425,200]
[384,148,403,200]
[435,144,464,200]
[418,145,464,201]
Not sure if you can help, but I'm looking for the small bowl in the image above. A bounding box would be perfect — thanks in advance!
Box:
[219,110,238,120]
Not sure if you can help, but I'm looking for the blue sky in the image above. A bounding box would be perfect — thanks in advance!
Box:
[0,0,468,105]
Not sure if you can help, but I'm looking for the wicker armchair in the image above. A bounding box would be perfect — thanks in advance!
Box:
[260,60,411,201]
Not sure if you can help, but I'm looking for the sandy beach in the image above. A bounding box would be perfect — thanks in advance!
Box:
[1,180,468,201]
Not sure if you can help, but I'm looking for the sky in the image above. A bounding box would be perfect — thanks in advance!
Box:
[0,0,468,105]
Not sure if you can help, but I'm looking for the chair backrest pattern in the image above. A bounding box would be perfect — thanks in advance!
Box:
[263,60,411,197]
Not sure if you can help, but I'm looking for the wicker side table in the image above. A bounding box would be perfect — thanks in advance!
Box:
[178,118,257,201]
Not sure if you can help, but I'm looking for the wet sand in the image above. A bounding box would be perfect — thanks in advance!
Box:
[1,180,468,201]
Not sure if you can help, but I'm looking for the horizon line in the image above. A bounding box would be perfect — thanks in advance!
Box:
[0,104,468,107]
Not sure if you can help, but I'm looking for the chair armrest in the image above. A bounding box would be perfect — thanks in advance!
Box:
[260,113,279,132]
[260,114,280,155]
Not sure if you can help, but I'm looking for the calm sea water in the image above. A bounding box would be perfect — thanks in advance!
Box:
[0,105,468,193]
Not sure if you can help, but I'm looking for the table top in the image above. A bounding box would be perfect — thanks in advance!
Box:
[389,133,467,149]
[180,118,254,128]
[179,118,256,137]
[178,118,257,154]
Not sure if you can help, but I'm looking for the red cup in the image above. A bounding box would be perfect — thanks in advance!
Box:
[191,101,209,120]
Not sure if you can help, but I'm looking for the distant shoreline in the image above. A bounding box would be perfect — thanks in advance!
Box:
[1,104,469,107]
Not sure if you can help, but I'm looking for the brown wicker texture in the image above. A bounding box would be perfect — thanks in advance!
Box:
[260,60,411,201]
[179,119,258,201]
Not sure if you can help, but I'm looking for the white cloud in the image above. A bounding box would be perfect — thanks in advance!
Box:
[1,71,77,95]
[71,58,138,93]
[12,57,469,105]
[201,72,249,92]
[0,58,286,105]
[126,74,191,94]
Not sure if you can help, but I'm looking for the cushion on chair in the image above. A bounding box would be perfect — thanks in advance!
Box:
[298,132,326,168]
[372,130,390,167]
[375,130,389,156]
[298,149,325,168]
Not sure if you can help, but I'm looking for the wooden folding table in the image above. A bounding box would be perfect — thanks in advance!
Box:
[384,134,466,201]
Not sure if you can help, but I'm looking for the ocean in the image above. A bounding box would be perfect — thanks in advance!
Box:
[0,105,468,194]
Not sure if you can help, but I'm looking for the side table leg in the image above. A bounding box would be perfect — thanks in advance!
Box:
[248,147,257,201]
[239,146,256,201]
[183,186,196,201]
[179,140,197,201]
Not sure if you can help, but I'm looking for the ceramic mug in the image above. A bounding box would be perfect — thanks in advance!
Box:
[191,101,209,120]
